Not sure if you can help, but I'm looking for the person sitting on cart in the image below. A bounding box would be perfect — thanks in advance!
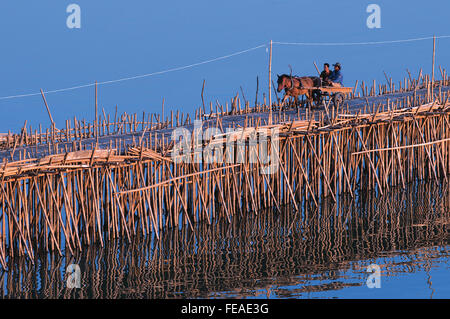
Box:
[328,62,343,87]
[320,63,332,84]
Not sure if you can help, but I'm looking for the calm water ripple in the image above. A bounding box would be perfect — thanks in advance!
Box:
[0,181,448,299]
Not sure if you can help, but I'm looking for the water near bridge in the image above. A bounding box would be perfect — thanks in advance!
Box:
[1,181,448,299]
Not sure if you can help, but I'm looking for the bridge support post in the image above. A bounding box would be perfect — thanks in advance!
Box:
[268,39,273,125]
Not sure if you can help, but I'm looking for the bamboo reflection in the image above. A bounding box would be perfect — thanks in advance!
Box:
[1,181,448,299]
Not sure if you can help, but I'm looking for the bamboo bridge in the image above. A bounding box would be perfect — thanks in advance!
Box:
[0,72,449,270]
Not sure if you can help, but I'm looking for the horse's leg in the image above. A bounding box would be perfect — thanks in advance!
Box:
[294,96,299,109]
[307,91,314,108]
[305,91,312,112]
[303,92,309,108]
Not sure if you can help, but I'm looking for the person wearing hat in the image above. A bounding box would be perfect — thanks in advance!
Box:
[328,62,343,87]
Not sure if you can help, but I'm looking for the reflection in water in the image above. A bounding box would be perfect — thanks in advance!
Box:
[0,181,449,298]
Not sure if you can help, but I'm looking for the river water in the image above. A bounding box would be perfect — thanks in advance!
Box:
[0,181,448,299]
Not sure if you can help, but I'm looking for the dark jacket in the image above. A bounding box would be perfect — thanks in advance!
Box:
[320,70,331,82]
[329,70,343,85]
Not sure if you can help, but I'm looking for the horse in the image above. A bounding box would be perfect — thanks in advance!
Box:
[276,74,321,107]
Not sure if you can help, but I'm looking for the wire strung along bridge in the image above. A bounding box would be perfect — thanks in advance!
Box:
[0,70,449,270]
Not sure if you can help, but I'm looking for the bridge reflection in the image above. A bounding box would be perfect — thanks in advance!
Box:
[1,181,448,298]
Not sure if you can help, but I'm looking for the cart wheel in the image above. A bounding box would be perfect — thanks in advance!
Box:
[333,93,345,107]
[312,90,322,107]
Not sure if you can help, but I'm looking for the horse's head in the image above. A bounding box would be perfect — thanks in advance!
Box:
[276,74,286,92]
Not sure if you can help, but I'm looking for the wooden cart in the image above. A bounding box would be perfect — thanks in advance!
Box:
[310,86,353,107]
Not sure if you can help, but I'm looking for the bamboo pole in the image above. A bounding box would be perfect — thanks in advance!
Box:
[268,40,273,125]
[431,35,436,100]
[40,89,55,128]
[95,81,98,138]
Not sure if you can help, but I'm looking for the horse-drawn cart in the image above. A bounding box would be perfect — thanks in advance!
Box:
[276,74,353,109]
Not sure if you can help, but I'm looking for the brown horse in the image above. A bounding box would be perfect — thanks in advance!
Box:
[276,74,321,107]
